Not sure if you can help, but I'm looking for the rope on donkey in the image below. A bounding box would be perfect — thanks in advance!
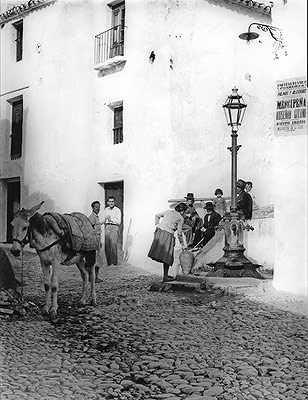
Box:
[20,246,24,310]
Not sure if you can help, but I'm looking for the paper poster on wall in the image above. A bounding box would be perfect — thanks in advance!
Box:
[275,77,307,136]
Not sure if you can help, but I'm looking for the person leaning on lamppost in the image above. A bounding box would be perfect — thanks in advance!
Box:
[236,179,253,220]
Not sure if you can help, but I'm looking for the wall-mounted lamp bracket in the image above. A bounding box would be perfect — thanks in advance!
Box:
[239,23,282,42]
[239,23,285,59]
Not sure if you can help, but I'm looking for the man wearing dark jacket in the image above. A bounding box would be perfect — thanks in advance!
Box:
[199,202,222,248]
[236,179,253,220]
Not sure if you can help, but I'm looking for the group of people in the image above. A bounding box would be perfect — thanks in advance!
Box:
[148,180,254,281]
[87,181,254,283]
[86,196,122,282]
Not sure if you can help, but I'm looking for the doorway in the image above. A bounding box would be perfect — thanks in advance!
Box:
[104,180,124,249]
[6,179,20,243]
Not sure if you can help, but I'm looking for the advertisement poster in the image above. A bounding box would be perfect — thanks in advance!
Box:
[275,77,307,136]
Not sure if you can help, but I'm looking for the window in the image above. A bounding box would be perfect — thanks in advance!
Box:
[11,99,23,159]
[113,105,123,144]
[111,2,125,57]
[13,20,23,62]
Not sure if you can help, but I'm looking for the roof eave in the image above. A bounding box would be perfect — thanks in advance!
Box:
[0,0,56,25]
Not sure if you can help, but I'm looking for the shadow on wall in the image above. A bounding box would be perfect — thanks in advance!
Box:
[97,61,126,78]
[0,119,10,155]
[22,187,55,213]
[123,218,137,263]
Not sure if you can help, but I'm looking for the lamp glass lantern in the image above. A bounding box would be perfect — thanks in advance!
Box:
[223,87,247,132]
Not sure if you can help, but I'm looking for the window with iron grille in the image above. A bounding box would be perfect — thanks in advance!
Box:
[13,20,23,62]
[11,99,23,159]
[113,106,123,144]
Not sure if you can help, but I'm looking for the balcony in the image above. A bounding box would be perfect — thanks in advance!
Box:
[94,25,127,72]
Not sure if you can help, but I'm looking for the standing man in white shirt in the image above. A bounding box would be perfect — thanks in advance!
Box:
[103,196,122,266]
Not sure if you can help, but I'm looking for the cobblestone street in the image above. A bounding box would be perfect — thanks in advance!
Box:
[1,250,308,400]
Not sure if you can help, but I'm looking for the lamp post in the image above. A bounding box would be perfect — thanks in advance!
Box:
[223,87,246,214]
[206,88,263,279]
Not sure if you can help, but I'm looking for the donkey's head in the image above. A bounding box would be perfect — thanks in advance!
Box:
[11,201,44,256]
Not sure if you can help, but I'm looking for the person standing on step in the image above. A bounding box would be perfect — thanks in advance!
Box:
[88,200,103,282]
[212,188,227,217]
[103,196,122,266]
[148,202,187,282]
[237,179,253,220]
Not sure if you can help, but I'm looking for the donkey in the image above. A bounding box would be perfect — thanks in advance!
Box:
[11,202,97,320]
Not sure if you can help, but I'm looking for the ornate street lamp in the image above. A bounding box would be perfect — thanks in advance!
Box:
[223,87,246,213]
[207,88,263,279]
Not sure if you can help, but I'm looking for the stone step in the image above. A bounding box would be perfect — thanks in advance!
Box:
[167,274,271,295]
[174,274,207,283]
[165,280,203,291]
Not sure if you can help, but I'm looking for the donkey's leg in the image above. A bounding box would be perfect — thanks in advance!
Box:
[88,263,97,306]
[76,258,88,305]
[83,250,96,306]
[49,262,60,320]
[41,264,52,316]
[85,251,97,306]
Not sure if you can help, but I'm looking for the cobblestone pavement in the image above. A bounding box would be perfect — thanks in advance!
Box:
[1,251,308,400]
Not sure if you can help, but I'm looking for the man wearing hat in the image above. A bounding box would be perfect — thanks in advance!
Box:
[197,202,222,249]
[183,193,201,247]
[237,179,253,220]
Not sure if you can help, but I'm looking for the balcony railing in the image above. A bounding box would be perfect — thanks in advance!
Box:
[94,25,124,65]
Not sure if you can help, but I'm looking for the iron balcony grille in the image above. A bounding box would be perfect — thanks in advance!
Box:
[94,25,125,65]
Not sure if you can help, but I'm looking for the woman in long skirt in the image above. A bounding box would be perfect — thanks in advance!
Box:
[148,202,187,282]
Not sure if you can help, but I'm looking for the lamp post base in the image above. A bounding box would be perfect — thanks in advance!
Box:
[206,246,264,279]
[206,212,264,279]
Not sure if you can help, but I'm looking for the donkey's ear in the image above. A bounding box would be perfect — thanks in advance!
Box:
[27,201,44,218]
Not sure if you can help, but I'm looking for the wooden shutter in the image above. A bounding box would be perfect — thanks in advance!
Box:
[113,106,123,144]
[13,21,23,62]
[11,100,23,159]
[111,3,125,56]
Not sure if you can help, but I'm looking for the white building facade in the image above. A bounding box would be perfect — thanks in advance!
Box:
[0,0,306,294]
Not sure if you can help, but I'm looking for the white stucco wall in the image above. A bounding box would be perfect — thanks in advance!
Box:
[271,1,307,295]
[1,0,277,276]
[118,0,276,270]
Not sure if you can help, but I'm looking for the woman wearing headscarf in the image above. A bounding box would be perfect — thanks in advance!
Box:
[148,202,187,282]
[237,179,253,220]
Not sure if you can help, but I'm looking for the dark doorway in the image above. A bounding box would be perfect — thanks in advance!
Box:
[7,179,20,243]
[104,181,124,249]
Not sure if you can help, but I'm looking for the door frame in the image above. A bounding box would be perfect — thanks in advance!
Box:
[6,178,21,243]
[102,180,124,249]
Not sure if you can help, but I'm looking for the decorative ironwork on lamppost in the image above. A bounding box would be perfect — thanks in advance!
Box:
[206,88,264,279]
[239,23,287,59]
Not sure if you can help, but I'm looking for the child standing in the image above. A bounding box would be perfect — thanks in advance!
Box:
[213,188,227,217]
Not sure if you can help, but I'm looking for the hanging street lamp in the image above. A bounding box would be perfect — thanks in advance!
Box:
[207,88,263,279]
[239,23,286,60]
